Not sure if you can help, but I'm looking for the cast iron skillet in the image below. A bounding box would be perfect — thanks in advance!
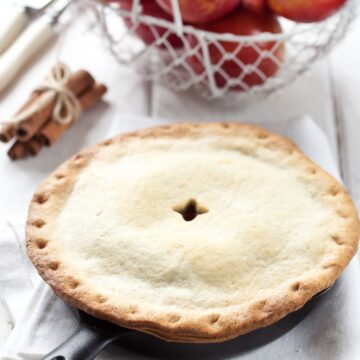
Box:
[42,286,332,360]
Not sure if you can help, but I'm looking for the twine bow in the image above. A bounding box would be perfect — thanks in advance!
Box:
[35,63,82,125]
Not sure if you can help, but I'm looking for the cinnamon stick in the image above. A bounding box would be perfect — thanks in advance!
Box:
[7,141,28,160]
[37,83,107,146]
[15,92,57,142]
[27,138,42,156]
[15,70,95,142]
[78,83,107,110]
[18,91,42,114]
[0,92,41,143]
[0,123,16,143]
[7,137,43,160]
[65,70,95,97]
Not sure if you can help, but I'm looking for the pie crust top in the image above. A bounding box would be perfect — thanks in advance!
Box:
[26,123,360,343]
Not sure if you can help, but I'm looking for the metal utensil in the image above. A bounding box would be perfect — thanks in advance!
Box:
[0,0,73,94]
[0,0,57,55]
[42,287,332,360]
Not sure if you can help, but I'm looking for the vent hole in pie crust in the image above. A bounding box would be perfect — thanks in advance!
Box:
[173,199,208,222]
[101,140,112,147]
[329,187,339,196]
[33,219,46,228]
[55,174,65,180]
[49,261,59,270]
[130,307,138,314]
[291,282,301,291]
[96,295,107,304]
[209,314,220,324]
[34,193,48,205]
[168,314,181,323]
[74,154,84,161]
[331,235,344,245]
[336,209,348,218]
[69,279,80,289]
[36,239,47,249]
[322,263,337,270]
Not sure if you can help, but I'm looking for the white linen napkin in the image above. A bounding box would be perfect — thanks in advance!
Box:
[0,114,359,360]
[0,223,34,324]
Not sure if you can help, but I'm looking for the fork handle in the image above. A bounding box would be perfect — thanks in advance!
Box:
[0,7,29,55]
[0,17,55,94]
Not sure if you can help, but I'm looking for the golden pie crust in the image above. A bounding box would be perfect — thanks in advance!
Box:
[26,123,360,343]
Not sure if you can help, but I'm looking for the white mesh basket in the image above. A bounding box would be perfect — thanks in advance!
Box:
[87,0,357,100]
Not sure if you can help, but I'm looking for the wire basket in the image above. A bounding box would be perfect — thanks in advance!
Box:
[87,0,357,100]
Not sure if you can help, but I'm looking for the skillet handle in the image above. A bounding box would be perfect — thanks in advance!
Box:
[42,322,130,360]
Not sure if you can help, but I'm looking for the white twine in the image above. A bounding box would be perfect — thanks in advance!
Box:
[34,63,82,125]
[3,63,82,127]
[0,13,82,129]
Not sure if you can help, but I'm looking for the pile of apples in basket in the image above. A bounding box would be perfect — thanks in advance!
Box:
[102,0,350,96]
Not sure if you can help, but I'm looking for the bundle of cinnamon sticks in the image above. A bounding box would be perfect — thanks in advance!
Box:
[0,66,107,160]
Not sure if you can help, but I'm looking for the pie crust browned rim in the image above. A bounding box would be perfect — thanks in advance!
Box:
[26,123,360,343]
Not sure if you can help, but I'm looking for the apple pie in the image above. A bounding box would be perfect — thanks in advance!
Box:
[26,123,360,342]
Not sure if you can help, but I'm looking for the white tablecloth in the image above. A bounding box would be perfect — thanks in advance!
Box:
[0,114,359,360]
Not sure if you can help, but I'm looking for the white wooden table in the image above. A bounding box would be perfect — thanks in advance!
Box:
[0,0,359,354]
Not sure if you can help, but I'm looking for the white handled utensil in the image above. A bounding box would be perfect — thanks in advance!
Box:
[0,0,73,94]
[0,0,56,55]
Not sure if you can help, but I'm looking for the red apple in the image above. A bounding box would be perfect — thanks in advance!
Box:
[155,0,242,24]
[242,0,267,13]
[106,0,183,48]
[268,0,347,23]
[187,9,284,91]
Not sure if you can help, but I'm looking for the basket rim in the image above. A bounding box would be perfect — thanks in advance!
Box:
[97,0,356,43]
